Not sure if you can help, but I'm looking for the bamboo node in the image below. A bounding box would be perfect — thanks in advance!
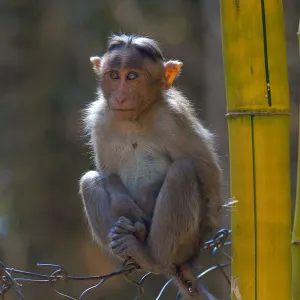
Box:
[235,0,240,9]
[226,111,290,117]
[292,240,300,245]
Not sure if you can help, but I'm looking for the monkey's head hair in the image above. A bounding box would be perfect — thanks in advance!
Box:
[107,34,164,62]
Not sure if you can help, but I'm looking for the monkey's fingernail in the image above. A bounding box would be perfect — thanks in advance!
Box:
[111,227,118,233]
[109,241,118,249]
[117,221,132,228]
[110,230,122,237]
[118,216,130,222]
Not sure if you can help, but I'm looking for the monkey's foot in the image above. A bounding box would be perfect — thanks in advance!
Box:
[175,264,200,297]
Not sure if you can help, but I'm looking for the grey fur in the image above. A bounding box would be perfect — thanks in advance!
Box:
[80,35,222,300]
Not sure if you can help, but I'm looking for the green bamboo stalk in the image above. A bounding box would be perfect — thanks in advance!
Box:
[220,1,292,299]
[292,19,300,300]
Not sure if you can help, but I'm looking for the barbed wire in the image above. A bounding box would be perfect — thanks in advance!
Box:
[0,228,231,300]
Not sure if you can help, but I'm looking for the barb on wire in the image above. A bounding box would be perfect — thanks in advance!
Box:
[0,228,231,300]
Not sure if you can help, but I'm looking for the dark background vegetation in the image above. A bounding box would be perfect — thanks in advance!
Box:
[0,0,299,299]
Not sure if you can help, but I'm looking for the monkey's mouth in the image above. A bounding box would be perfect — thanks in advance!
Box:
[113,109,136,112]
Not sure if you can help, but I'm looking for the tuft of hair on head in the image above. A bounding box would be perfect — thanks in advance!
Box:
[107,34,164,62]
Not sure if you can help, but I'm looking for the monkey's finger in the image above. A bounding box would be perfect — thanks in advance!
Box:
[117,216,133,225]
[109,232,128,242]
[109,239,125,249]
[134,222,146,232]
[115,220,136,232]
[109,241,131,261]
[109,233,130,246]
[112,224,135,234]
[134,222,146,241]
[112,245,130,259]
[110,233,137,246]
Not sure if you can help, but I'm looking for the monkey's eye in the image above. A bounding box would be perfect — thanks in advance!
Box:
[127,72,138,80]
[110,71,120,79]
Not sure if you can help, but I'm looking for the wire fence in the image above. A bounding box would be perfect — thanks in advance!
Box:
[0,228,231,300]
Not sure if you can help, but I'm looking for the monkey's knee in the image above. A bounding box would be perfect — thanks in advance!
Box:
[79,171,105,200]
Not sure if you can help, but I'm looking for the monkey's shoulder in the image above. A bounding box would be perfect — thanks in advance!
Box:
[156,89,210,141]
[163,88,196,118]
[83,97,108,135]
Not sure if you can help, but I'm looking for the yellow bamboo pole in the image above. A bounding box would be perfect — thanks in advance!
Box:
[292,20,300,300]
[220,1,291,299]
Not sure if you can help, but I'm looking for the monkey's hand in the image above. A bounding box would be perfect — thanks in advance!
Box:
[108,217,142,260]
[134,221,147,242]
[108,217,147,257]
[108,217,165,274]
[109,231,140,261]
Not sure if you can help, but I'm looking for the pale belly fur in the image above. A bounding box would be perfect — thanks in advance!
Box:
[103,138,171,197]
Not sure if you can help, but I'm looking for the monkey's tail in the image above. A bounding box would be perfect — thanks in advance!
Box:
[175,263,217,300]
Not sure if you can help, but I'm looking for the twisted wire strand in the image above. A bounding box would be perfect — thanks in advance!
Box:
[0,228,231,300]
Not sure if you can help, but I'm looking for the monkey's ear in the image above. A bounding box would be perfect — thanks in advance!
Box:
[90,56,101,74]
[162,60,183,90]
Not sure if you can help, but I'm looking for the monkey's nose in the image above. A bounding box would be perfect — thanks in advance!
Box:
[116,97,126,104]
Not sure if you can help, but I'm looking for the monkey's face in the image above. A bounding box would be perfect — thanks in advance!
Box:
[100,50,164,121]
[90,48,183,121]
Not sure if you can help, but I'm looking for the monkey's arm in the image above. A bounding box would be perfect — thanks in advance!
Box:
[164,113,222,232]
[80,171,149,246]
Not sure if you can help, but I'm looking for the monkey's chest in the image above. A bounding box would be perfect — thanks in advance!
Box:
[106,140,171,197]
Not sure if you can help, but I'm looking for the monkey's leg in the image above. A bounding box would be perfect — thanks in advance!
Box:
[109,160,211,299]
[80,171,149,247]
[110,159,203,271]
[133,179,163,216]
[148,159,202,267]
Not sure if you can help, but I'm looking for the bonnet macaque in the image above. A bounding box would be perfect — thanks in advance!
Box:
[80,34,222,299]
